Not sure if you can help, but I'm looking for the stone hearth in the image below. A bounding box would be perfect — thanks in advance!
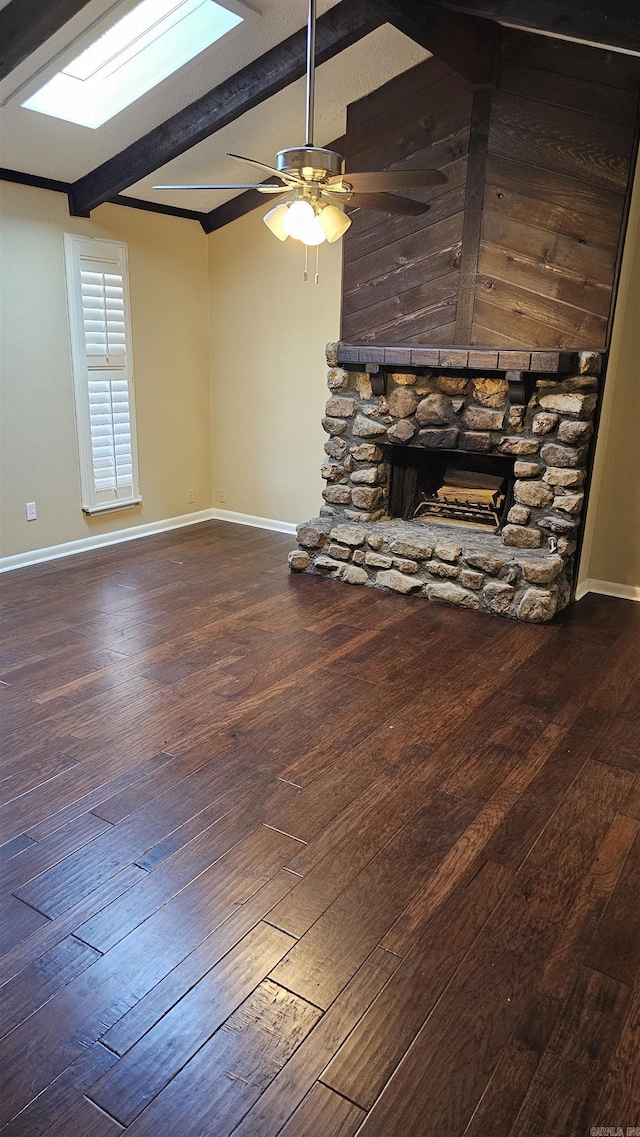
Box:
[289,343,601,622]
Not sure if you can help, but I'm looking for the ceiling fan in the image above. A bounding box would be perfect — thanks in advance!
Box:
[154,0,448,249]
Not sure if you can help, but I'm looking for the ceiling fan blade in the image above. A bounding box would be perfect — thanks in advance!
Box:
[330,169,447,191]
[227,153,302,185]
[153,183,282,190]
[348,192,431,216]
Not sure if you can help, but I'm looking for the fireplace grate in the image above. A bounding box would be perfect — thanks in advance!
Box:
[413,467,505,530]
[414,498,503,529]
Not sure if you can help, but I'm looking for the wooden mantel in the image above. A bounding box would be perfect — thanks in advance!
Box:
[336,344,602,375]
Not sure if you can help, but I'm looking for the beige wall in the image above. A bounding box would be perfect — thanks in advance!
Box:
[1,173,638,595]
[0,182,211,558]
[579,153,640,594]
[207,208,341,524]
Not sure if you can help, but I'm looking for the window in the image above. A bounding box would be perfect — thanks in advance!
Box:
[64,234,141,514]
[22,0,245,128]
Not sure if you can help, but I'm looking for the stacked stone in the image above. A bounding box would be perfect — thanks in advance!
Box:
[317,354,597,552]
[289,519,571,622]
[321,367,389,522]
[502,380,595,553]
[289,345,599,622]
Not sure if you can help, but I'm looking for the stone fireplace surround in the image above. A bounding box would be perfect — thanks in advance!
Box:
[288,343,602,623]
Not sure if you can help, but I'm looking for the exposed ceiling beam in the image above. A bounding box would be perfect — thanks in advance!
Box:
[429,0,640,56]
[69,0,387,217]
[202,135,346,235]
[0,167,208,224]
[0,0,94,83]
[380,0,499,86]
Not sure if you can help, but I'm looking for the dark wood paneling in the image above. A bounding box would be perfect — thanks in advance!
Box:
[347,55,453,131]
[343,212,463,314]
[455,88,492,341]
[472,293,606,351]
[435,0,640,57]
[342,56,472,344]
[471,36,640,349]
[483,155,625,252]
[477,240,612,318]
[499,24,640,88]
[470,320,529,348]
[347,68,472,161]
[498,61,639,125]
[378,0,499,87]
[344,285,459,344]
[343,160,468,262]
[488,89,635,193]
[341,27,640,349]
[481,200,619,287]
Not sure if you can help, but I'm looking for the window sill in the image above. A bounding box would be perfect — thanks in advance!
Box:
[82,497,142,516]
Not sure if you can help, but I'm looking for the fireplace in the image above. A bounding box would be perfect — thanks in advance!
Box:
[387,447,515,532]
[288,343,600,623]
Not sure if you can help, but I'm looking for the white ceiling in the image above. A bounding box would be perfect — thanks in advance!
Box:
[0,0,429,211]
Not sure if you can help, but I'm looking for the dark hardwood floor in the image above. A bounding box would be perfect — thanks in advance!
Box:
[0,519,639,1137]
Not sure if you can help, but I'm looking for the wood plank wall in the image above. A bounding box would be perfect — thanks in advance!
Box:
[341,29,640,349]
[341,58,473,345]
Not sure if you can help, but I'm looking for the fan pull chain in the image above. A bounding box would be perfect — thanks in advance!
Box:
[315,243,320,284]
[303,244,308,282]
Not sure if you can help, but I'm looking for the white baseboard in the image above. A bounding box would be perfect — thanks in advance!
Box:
[0,509,218,573]
[0,507,297,574]
[210,508,296,535]
[576,577,640,602]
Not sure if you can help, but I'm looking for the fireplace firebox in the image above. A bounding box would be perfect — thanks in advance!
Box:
[387,447,515,532]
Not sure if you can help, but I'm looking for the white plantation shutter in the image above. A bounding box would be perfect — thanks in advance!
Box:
[81,266,127,364]
[65,235,140,513]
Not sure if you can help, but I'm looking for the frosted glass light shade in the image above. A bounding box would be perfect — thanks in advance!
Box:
[283,200,326,245]
[263,203,290,241]
[318,204,352,243]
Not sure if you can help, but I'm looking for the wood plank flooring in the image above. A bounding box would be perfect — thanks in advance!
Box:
[0,519,639,1136]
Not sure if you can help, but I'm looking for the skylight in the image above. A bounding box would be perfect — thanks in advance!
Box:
[22,0,244,129]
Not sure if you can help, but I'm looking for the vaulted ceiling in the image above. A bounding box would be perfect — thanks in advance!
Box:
[0,0,428,214]
[1,0,640,231]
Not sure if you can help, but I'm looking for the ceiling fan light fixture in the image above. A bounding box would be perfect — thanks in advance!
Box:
[263,202,290,241]
[318,203,352,243]
[282,199,326,245]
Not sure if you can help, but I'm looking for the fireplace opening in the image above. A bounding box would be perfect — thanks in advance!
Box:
[386,447,516,531]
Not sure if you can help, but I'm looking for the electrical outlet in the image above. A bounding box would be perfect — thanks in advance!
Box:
[187,488,194,504]
[26,501,37,521]
[219,489,227,503]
